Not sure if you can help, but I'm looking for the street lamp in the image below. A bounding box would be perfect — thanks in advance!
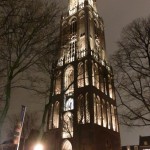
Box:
[33,143,44,150]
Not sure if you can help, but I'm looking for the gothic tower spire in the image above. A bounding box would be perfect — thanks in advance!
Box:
[44,0,121,149]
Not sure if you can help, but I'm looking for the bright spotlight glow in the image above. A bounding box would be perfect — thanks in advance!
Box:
[34,143,44,150]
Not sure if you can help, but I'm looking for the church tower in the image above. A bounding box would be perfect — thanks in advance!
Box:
[44,0,121,149]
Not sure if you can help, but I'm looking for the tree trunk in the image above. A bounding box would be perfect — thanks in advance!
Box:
[0,79,12,141]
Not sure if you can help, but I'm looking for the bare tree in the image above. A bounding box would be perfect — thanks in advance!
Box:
[0,0,61,137]
[112,16,150,126]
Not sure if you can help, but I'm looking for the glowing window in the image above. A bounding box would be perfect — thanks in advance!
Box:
[111,105,116,131]
[77,94,90,124]
[49,104,53,129]
[107,102,111,129]
[85,93,90,123]
[64,66,74,94]
[94,94,101,125]
[78,62,84,88]
[70,19,77,35]
[108,75,114,99]
[102,100,107,127]
[92,62,99,89]
[64,98,74,111]
[53,102,59,128]
[62,112,73,138]
[85,61,89,85]
[62,140,72,150]
[55,71,61,94]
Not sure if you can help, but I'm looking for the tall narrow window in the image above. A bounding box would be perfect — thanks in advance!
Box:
[70,40,76,61]
[66,40,76,63]
[111,105,116,131]
[102,49,105,60]
[97,96,101,125]
[85,93,90,123]
[85,61,89,86]
[102,100,107,127]
[78,62,84,88]
[94,95,101,125]
[62,140,72,150]
[55,71,61,94]
[70,19,77,35]
[92,61,95,86]
[104,78,107,95]
[114,107,119,132]
[62,112,73,138]
[100,72,104,92]
[108,75,113,99]
[107,102,111,129]
[92,63,99,89]
[49,104,53,129]
[62,23,68,46]
[64,66,74,94]
[94,94,97,124]
[77,94,85,124]
[94,20,99,38]
[53,102,59,128]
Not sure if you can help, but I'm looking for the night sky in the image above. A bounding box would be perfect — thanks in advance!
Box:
[1,0,150,146]
[98,0,150,146]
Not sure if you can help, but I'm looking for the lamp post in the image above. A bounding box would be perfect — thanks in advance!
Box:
[33,143,44,150]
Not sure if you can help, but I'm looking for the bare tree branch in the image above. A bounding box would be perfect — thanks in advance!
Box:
[112,16,150,127]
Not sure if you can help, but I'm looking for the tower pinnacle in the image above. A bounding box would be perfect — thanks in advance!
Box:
[68,0,97,16]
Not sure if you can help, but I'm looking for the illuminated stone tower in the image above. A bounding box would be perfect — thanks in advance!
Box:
[45,0,121,149]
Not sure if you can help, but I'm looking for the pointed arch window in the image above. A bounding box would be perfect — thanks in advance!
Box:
[85,60,89,86]
[77,94,85,124]
[100,73,104,92]
[62,112,73,138]
[85,93,90,123]
[77,94,90,124]
[92,62,99,89]
[111,105,116,131]
[107,102,111,129]
[114,107,119,132]
[53,101,59,128]
[78,62,84,88]
[94,94,102,125]
[64,65,74,94]
[102,100,107,127]
[104,78,107,95]
[62,23,68,46]
[108,76,114,99]
[62,140,72,150]
[49,104,53,129]
[66,38,76,63]
[70,18,77,35]
[64,98,74,111]
[55,71,61,94]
